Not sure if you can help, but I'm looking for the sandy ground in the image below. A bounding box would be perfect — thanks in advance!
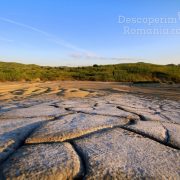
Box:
[0,81,179,101]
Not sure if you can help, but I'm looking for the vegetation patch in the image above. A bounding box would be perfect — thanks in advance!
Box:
[0,62,179,83]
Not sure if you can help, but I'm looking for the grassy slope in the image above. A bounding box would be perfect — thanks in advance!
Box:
[0,61,180,83]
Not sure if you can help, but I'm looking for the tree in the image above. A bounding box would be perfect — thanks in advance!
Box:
[93,64,98,67]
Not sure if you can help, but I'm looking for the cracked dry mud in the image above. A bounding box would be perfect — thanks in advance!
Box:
[0,91,180,179]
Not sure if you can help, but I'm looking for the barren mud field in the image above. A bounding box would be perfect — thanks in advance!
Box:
[0,81,180,179]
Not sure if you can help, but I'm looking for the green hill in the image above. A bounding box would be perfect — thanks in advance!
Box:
[0,61,180,83]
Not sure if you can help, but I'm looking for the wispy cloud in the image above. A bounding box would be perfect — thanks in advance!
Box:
[0,17,51,36]
[0,36,14,42]
[0,17,91,53]
[70,52,98,59]
[47,38,91,53]
[70,52,142,62]
[0,17,142,63]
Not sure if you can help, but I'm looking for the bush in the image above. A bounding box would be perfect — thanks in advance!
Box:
[0,61,179,83]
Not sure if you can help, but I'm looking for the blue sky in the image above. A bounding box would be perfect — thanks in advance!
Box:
[0,0,180,66]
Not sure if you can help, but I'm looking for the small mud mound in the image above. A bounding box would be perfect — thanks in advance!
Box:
[57,88,90,98]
